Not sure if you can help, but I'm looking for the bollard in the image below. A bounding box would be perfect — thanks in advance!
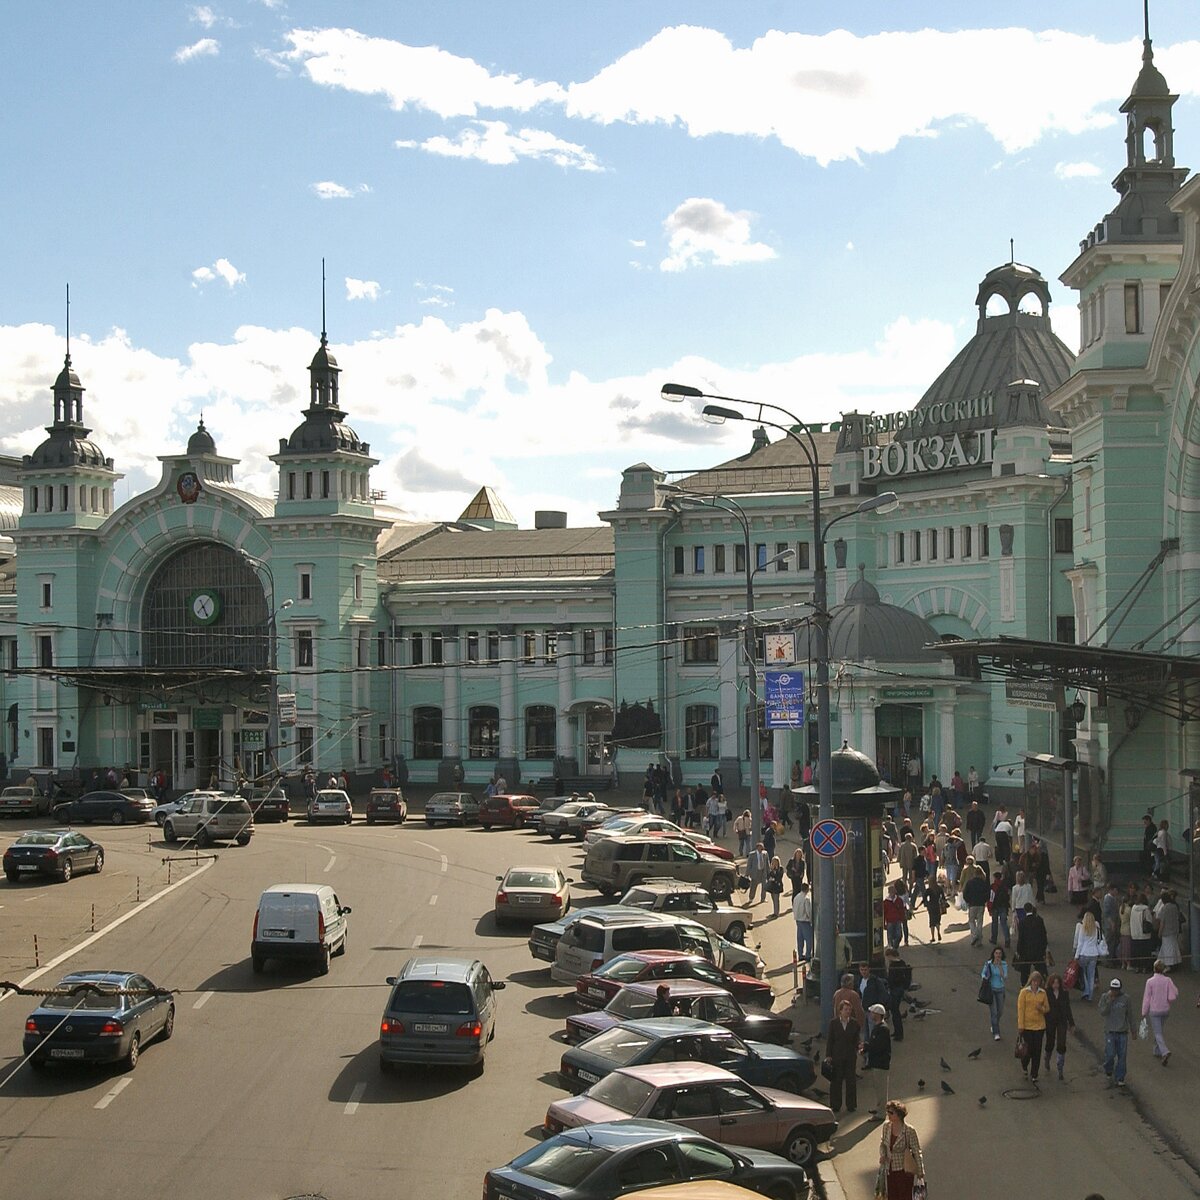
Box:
[91,904,96,933]
[792,950,799,997]
[136,876,141,903]
[167,858,172,885]
[33,934,39,968]
[799,962,808,1004]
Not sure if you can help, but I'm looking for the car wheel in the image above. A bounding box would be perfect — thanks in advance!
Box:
[775,1072,801,1094]
[60,858,73,883]
[125,1033,141,1071]
[334,931,347,957]
[251,955,265,974]
[318,947,331,976]
[155,813,166,827]
[711,875,734,901]
[550,831,562,842]
[160,1005,175,1042]
[345,815,353,825]
[236,834,251,846]
[93,849,104,875]
[4,870,18,883]
[163,822,179,845]
[110,809,125,826]
[725,921,746,944]
[782,1127,816,1167]
[197,827,212,848]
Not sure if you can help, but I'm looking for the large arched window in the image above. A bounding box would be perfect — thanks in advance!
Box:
[413,707,443,760]
[525,705,556,759]
[468,705,499,759]
[141,541,268,669]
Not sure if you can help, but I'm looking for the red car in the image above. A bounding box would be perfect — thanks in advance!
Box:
[574,950,774,1011]
[564,979,792,1046]
[641,829,735,862]
[478,793,541,829]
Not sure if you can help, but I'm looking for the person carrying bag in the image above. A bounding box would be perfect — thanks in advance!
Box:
[878,1100,926,1200]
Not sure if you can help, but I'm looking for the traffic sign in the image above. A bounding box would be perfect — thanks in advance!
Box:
[810,818,848,858]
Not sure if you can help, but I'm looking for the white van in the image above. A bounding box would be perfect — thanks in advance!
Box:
[251,884,351,976]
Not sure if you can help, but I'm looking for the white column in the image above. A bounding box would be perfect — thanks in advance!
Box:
[860,700,877,763]
[718,625,739,760]
[499,627,518,759]
[442,631,461,757]
[839,698,853,750]
[556,630,574,758]
[938,702,956,783]
[772,730,789,788]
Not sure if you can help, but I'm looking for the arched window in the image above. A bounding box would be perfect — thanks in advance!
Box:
[525,705,556,759]
[413,707,442,760]
[684,704,718,759]
[468,705,499,759]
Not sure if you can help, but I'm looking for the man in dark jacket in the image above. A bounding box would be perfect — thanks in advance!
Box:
[824,1000,861,1114]
[962,868,991,946]
[965,799,986,846]
[856,961,889,1013]
[1015,903,1050,985]
[863,1004,892,1116]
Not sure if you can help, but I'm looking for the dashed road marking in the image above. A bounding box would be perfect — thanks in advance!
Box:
[440,854,448,873]
[429,894,438,907]
[323,855,336,873]
[344,1081,366,1114]
[193,990,214,1010]
[95,1076,132,1109]
[413,840,440,855]
[412,934,424,949]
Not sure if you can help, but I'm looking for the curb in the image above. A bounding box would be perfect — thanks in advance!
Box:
[814,1159,849,1200]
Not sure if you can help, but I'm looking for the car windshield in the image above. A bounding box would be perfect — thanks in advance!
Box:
[595,957,650,981]
[389,981,473,1016]
[42,985,124,1011]
[15,833,59,846]
[505,870,557,889]
[600,817,637,832]
[608,990,656,1018]
[587,1071,656,1114]
[579,1027,653,1065]
[509,1141,611,1186]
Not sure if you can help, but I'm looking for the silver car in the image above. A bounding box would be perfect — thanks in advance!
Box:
[424,791,479,826]
[163,794,253,846]
[308,789,353,825]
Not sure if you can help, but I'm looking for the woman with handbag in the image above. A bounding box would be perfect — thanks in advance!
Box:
[765,856,785,918]
[878,1100,925,1200]
[1043,972,1075,1081]
[1072,911,1105,1000]
[1017,970,1051,1085]
[981,946,1008,1040]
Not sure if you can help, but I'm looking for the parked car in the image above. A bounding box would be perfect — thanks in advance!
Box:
[0,785,51,819]
[528,906,631,965]
[163,794,254,846]
[621,880,751,944]
[379,955,505,1073]
[244,786,290,823]
[496,865,571,924]
[565,980,791,1046]
[559,1018,813,1096]
[51,789,155,826]
[527,794,573,833]
[574,951,774,1012]
[365,788,407,825]
[152,790,221,827]
[552,911,718,986]
[584,814,693,847]
[252,883,350,975]
[542,799,615,841]
[23,970,175,1071]
[544,1063,835,1168]
[479,792,541,830]
[308,789,353,825]
[424,791,479,826]
[583,836,738,901]
[3,829,104,882]
[484,1119,811,1200]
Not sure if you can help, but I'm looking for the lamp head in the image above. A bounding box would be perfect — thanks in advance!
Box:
[857,491,900,515]
[280,598,295,612]
[661,382,704,404]
[702,403,743,425]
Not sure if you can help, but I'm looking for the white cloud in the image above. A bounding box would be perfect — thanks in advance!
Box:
[629,239,646,248]
[310,179,370,199]
[191,258,246,289]
[414,281,454,308]
[660,198,776,273]
[191,6,217,28]
[846,241,855,251]
[174,37,219,64]
[397,120,600,171]
[1054,160,1102,180]
[345,277,380,302]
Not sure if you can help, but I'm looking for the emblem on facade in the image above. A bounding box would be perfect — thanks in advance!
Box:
[176,471,202,504]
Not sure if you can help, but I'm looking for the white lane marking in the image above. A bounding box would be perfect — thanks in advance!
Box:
[323,855,336,873]
[95,1076,133,1110]
[344,1081,366,1115]
[24,896,40,903]
[193,990,214,1010]
[429,894,438,907]
[412,934,424,949]
[412,840,441,855]
[315,843,336,855]
[0,857,217,1005]
[440,854,448,874]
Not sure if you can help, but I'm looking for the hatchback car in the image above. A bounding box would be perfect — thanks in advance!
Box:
[308,789,353,825]
[152,790,222,826]
[528,905,631,965]
[3,829,104,882]
[23,970,175,1071]
[559,1018,813,1096]
[365,788,407,825]
[378,955,506,1073]
[479,792,541,830]
[51,789,155,826]
[575,952,774,1012]
[495,865,571,924]
[424,791,479,826]
[484,1119,810,1200]
[545,1064,835,1168]
[244,786,290,822]
[565,981,791,1047]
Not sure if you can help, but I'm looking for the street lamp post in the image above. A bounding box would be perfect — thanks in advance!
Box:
[239,551,294,783]
[662,382,897,1023]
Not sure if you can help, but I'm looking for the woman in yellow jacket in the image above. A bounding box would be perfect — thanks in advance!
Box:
[1017,969,1050,1084]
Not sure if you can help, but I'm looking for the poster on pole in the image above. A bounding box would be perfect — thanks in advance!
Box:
[764,669,805,729]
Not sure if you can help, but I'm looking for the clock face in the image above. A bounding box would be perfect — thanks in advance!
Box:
[188,590,221,625]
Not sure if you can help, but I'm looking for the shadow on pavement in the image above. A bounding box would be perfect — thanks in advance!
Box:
[506,968,563,989]
[195,958,323,993]
[0,1053,135,1097]
[329,1042,475,1105]
[524,993,577,1019]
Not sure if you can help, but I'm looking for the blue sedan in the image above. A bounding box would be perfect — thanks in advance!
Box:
[23,971,175,1071]
[559,1017,814,1095]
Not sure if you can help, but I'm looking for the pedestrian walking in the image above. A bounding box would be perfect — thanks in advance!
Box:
[863,1004,892,1117]
[1129,893,1154,971]
[763,820,777,861]
[1043,973,1075,1081]
[1067,855,1091,906]
[765,855,785,917]
[925,872,945,942]
[785,847,806,896]
[1073,911,1105,1000]
[878,1100,925,1200]
[1101,883,1121,966]
[734,809,752,857]
[746,842,769,905]
[833,971,866,1029]
[1141,960,1179,1065]
[896,832,918,889]
[1015,903,1050,985]
[857,960,890,1013]
[964,799,985,846]
[981,946,1008,1041]
[824,1000,860,1114]
[883,947,910,1043]
[989,870,1011,948]
[1017,970,1050,1085]
[1118,894,1134,969]
[962,866,990,946]
[792,882,813,962]
[883,884,906,951]
[1152,820,1170,881]
[1098,977,1136,1087]
[1154,890,1184,970]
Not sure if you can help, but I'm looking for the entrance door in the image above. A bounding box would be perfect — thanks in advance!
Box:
[583,706,613,776]
[875,704,923,790]
[196,729,222,790]
[150,729,178,792]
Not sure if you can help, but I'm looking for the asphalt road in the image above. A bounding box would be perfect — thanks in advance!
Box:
[0,816,619,1200]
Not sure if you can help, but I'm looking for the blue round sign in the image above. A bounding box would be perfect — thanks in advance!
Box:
[810,818,848,858]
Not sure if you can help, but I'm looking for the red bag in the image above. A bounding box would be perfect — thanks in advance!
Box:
[1062,958,1080,990]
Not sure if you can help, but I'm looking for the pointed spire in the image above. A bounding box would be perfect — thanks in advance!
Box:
[53,284,85,426]
[320,256,327,347]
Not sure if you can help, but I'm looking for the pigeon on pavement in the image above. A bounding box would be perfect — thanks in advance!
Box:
[940,1057,952,1071]
[978,1096,987,1106]
[940,1081,955,1095]
[917,1079,926,1089]
[967,1048,982,1059]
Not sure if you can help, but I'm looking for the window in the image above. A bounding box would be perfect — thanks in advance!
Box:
[673,546,685,574]
[797,542,811,570]
[29,487,38,513]
[296,630,314,668]
[544,632,558,664]
[1054,517,1074,554]
[61,485,69,511]
[682,625,719,664]
[1083,484,1092,531]
[287,472,296,500]
[486,630,500,664]
[321,470,330,499]
[468,705,499,759]
[356,630,369,667]
[693,546,705,574]
[37,635,53,669]
[911,531,922,562]
[413,707,443,759]
[353,568,364,603]
[525,705,556,759]
[37,726,54,768]
[304,471,313,499]
[755,543,767,570]
[603,628,615,666]
[945,527,955,559]
[378,723,388,763]
[895,532,905,563]
[961,525,973,557]
[582,629,597,665]
[299,569,312,601]
[40,580,52,609]
[45,486,53,512]
[713,544,726,573]
[1056,615,1077,644]
[775,542,790,571]
[734,543,746,573]
[4,639,15,675]
[411,632,424,666]
[297,726,315,765]
[1124,282,1141,334]
[430,631,443,665]
[928,529,938,561]
[523,630,537,664]
[980,524,990,557]
[684,705,718,759]
[376,632,387,665]
[466,631,480,663]
[356,722,368,764]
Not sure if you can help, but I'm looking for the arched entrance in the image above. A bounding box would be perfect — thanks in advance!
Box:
[574,701,614,776]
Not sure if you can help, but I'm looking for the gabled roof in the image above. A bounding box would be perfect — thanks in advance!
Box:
[674,429,837,496]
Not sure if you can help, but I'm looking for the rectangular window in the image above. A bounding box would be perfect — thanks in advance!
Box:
[682,625,719,664]
[304,472,313,499]
[684,705,718,759]
[1054,517,1074,554]
[353,569,363,603]
[40,581,52,609]
[296,630,314,668]
[961,525,973,557]
[797,542,811,570]
[775,542,790,571]
[912,531,922,562]
[1124,282,1141,334]
[356,722,367,765]
[1056,615,1077,644]
[523,630,537,664]
[713,544,726,573]
[466,631,480,663]
[693,545,705,574]
[980,524,990,558]
[582,629,597,665]
[321,470,330,499]
[297,726,315,765]
[379,722,388,763]
[486,630,499,665]
[183,731,195,771]
[287,472,296,501]
[45,486,53,512]
[945,527,955,559]
[755,544,767,570]
[413,707,443,759]
[139,731,151,773]
[4,639,15,675]
[734,543,746,573]
[468,706,499,759]
[673,546,685,574]
[430,631,443,664]
[37,635,53,669]
[524,705,556,759]
[928,529,938,561]
[299,569,312,601]
[895,532,906,563]
[603,628,615,665]
[376,632,387,665]
[37,726,54,768]
[544,632,558,664]
[410,632,424,666]
[1083,485,1092,531]
[356,630,369,668]
[61,485,68,512]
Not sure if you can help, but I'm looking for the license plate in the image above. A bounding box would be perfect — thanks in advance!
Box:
[414,1023,444,1034]
[587,987,604,998]
[50,1049,84,1059]
[577,1070,599,1084]
[262,929,290,938]
[18,865,39,871]
[518,896,541,904]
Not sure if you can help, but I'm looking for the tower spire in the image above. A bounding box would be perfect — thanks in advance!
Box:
[321,257,327,346]
[65,282,71,365]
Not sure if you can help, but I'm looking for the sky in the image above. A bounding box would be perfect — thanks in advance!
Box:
[4,2,1199,528]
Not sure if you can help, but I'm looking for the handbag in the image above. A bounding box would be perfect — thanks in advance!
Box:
[902,1141,919,1176]
[977,972,993,1004]
[1046,876,1058,894]
[913,1180,928,1200]
[1014,1033,1029,1061]
[1138,1017,1150,1041]
[1062,958,1080,990]
[874,1165,888,1200]
[821,1057,834,1080]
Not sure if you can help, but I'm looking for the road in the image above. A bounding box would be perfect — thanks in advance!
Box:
[0,815,601,1200]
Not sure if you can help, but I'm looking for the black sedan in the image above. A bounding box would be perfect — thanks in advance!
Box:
[365,788,407,825]
[52,789,155,825]
[23,971,175,1070]
[484,1118,809,1200]
[3,830,104,882]
[245,787,290,823]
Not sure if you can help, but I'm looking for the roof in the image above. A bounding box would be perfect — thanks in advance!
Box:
[263,883,334,896]
[399,955,480,982]
[615,1061,736,1087]
[674,428,837,496]
[459,485,515,524]
[0,485,21,531]
[622,980,722,998]
[187,419,217,455]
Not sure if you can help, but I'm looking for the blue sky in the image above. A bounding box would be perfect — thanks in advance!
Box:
[4,2,1199,525]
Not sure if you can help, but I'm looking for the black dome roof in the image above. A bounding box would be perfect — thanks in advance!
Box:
[282,412,366,454]
[26,431,111,469]
[829,742,881,791]
[187,418,217,455]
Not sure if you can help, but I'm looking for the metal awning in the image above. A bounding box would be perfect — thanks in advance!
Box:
[935,636,1200,724]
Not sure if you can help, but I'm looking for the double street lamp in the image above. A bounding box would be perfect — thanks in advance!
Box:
[663,382,898,1023]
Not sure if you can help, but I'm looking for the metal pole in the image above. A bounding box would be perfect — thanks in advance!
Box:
[814,478,837,1027]
[1063,766,1075,882]
[267,606,280,783]
[746,526,762,850]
